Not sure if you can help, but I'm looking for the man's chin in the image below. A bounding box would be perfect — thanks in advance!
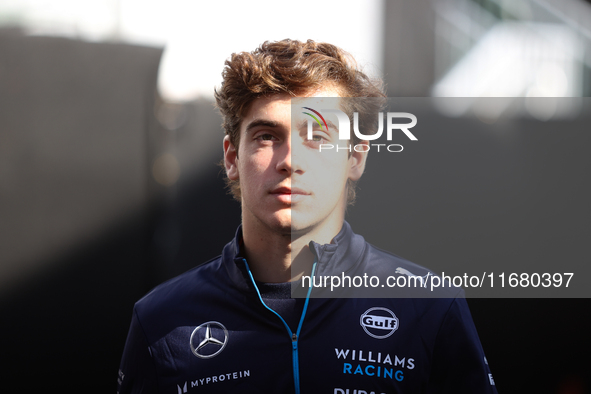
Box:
[260,212,321,237]
[264,214,292,236]
[267,219,311,238]
[289,217,320,238]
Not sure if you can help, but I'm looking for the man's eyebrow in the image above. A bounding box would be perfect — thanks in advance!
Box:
[245,119,279,132]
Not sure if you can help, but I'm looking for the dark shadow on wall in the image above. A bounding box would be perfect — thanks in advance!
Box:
[0,167,240,392]
[469,298,591,394]
[0,29,240,391]
[0,211,156,391]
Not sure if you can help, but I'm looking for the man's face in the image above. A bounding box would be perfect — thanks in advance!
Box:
[223,87,367,239]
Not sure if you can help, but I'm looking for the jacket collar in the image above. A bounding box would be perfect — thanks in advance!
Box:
[308,221,366,277]
[222,221,366,291]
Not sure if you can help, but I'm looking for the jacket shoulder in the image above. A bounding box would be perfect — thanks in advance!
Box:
[366,244,434,276]
[133,256,223,329]
[364,242,464,298]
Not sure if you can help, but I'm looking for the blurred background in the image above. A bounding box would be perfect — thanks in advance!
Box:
[0,0,590,392]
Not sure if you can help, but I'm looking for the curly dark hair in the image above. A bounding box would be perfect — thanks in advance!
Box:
[214,39,386,202]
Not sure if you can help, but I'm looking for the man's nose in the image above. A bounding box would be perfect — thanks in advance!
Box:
[276,135,303,174]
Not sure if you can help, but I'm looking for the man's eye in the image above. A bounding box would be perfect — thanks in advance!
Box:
[258,134,274,141]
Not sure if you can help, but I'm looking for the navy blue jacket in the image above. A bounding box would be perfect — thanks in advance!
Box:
[118,222,497,393]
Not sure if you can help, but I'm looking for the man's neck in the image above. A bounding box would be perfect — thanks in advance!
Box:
[241,221,293,283]
[241,218,343,283]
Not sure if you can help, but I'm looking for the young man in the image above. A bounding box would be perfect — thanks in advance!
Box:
[118,40,497,393]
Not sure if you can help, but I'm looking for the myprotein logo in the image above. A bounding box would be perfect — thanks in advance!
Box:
[360,307,399,339]
[304,107,417,153]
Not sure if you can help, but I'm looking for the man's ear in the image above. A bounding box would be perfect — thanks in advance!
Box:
[223,135,239,181]
[348,140,369,181]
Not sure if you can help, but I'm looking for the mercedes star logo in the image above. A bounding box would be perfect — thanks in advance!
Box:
[190,321,228,359]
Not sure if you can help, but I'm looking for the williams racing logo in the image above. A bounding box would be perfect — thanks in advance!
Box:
[360,307,399,339]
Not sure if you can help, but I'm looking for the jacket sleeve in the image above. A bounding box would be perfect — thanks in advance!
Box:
[117,307,159,394]
[427,297,498,393]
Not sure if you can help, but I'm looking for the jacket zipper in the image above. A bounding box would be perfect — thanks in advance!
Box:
[242,258,317,394]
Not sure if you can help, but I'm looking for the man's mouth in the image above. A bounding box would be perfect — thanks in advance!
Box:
[270,186,309,203]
